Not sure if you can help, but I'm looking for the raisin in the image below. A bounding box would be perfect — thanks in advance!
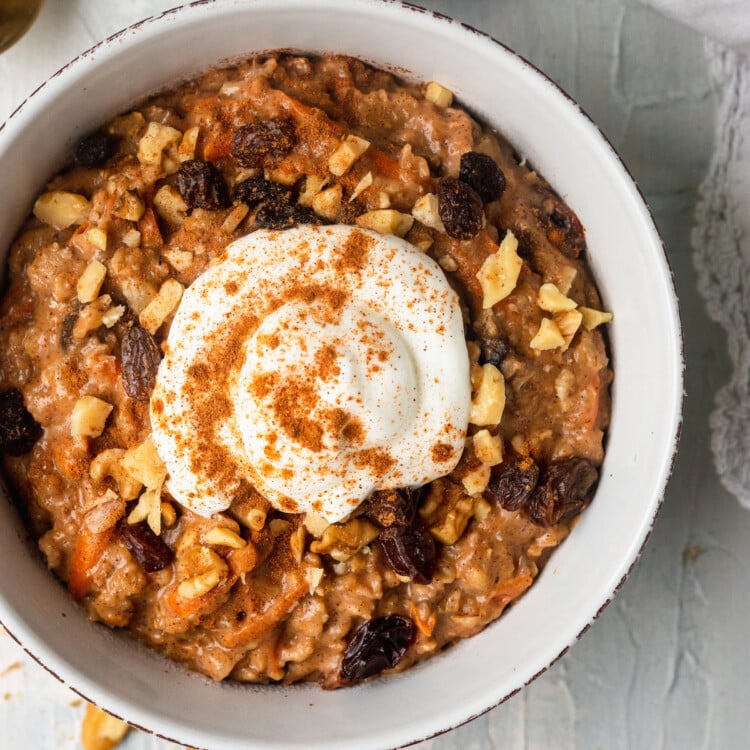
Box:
[0,388,42,456]
[117,520,173,572]
[233,176,291,207]
[231,120,296,168]
[527,457,598,527]
[379,521,436,584]
[364,486,423,528]
[437,177,484,240]
[60,311,79,351]
[255,198,296,230]
[121,324,162,400]
[75,130,116,168]
[459,151,506,203]
[176,159,229,210]
[477,333,508,367]
[546,203,585,259]
[254,197,323,230]
[485,455,540,511]
[341,615,415,683]
[293,205,320,225]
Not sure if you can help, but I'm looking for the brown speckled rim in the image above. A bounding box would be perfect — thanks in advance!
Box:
[0,1,685,749]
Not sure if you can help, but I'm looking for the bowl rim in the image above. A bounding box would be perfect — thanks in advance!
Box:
[0,1,685,748]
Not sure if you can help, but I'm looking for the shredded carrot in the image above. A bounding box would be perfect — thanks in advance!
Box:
[408,601,436,638]
[366,147,402,181]
[218,578,307,649]
[489,573,533,610]
[68,528,114,600]
[165,586,206,620]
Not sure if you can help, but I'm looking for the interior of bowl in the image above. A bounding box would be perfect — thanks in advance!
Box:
[0,1,683,749]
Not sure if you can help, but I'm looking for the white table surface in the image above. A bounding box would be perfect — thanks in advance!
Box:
[1,1,746,749]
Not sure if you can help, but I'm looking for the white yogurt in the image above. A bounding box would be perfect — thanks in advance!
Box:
[150,225,470,522]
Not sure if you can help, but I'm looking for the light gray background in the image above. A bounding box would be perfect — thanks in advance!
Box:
[0,1,745,748]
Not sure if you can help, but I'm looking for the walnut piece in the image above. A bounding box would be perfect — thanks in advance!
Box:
[81,704,129,750]
[328,134,370,176]
[70,395,113,438]
[425,81,453,107]
[476,230,523,308]
[33,191,90,229]
[355,209,413,238]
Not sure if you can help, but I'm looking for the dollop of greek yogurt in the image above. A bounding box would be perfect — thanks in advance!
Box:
[150,225,470,522]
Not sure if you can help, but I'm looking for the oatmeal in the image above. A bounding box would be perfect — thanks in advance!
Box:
[0,54,612,687]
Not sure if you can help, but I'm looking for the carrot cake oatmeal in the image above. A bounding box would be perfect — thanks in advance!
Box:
[0,54,612,687]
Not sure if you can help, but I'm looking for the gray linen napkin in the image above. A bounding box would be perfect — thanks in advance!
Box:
[643,0,750,507]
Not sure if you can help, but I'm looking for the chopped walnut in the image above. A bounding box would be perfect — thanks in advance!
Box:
[70,395,113,438]
[476,230,523,308]
[424,81,453,107]
[81,704,129,750]
[529,318,565,350]
[138,278,183,334]
[537,282,576,313]
[469,363,506,427]
[355,209,413,238]
[328,134,370,176]
[579,306,613,330]
[309,518,379,562]
[90,449,142,501]
[177,546,228,599]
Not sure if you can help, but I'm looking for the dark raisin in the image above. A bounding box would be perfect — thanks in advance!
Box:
[293,204,321,224]
[121,324,162,400]
[0,388,42,456]
[485,455,540,511]
[477,333,508,367]
[550,205,571,230]
[75,130,116,168]
[233,176,291,207]
[255,198,296,230]
[176,159,229,210]
[341,615,415,683]
[379,521,436,584]
[437,177,484,240]
[117,520,173,572]
[364,486,423,528]
[459,151,506,203]
[60,312,79,351]
[546,203,585,258]
[527,457,598,526]
[231,120,296,168]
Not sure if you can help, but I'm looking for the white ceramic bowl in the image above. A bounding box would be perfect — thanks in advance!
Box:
[0,1,683,748]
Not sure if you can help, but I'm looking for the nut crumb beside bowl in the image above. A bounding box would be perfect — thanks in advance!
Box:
[0,2,683,749]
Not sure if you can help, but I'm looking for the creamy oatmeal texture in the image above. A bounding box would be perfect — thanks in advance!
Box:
[0,53,611,687]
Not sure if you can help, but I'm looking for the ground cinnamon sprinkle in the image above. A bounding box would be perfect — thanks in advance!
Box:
[268,377,325,453]
[353,448,396,474]
[250,372,280,399]
[333,228,373,274]
[314,344,341,381]
[288,283,348,321]
[431,442,454,463]
[181,314,258,490]
[341,414,364,444]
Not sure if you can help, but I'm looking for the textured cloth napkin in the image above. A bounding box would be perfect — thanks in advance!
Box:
[643,1,750,507]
